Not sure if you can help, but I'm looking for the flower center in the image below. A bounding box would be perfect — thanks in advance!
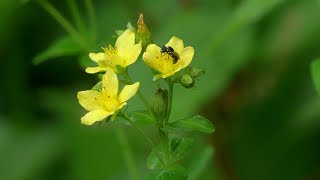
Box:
[103,44,117,56]
[103,95,121,112]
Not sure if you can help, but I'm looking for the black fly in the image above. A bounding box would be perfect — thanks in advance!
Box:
[160,45,180,64]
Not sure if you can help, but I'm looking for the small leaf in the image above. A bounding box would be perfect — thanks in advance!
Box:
[170,136,194,162]
[311,58,320,95]
[147,149,163,170]
[167,115,215,134]
[91,81,102,91]
[157,165,187,179]
[129,110,154,125]
[33,36,84,65]
[146,136,194,170]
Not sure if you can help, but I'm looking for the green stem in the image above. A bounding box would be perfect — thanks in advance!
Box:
[165,78,174,123]
[67,0,86,33]
[123,69,156,119]
[37,0,90,50]
[122,113,165,166]
[114,126,139,180]
[84,0,97,43]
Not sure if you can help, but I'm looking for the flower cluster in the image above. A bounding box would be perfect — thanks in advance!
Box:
[77,27,195,125]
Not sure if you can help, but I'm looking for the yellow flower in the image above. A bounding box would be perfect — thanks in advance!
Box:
[77,69,140,125]
[86,29,142,73]
[143,36,194,80]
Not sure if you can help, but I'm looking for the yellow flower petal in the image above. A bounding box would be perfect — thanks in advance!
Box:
[162,67,181,79]
[85,67,105,74]
[177,46,194,69]
[119,82,140,103]
[102,69,118,97]
[77,90,103,111]
[81,110,113,125]
[143,44,163,72]
[165,36,184,53]
[89,53,105,62]
[124,42,142,66]
[116,29,135,55]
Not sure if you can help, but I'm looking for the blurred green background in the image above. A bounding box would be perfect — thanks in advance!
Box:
[1,0,320,179]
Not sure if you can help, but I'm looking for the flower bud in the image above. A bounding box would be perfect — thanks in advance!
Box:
[151,88,168,122]
[187,67,205,78]
[136,13,152,49]
[181,74,194,88]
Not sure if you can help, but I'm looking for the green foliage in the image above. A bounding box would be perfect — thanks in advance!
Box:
[187,146,214,180]
[166,115,215,134]
[33,36,84,65]
[129,110,155,125]
[147,136,194,170]
[311,58,320,95]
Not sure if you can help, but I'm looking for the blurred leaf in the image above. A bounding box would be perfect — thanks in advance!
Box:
[79,54,96,69]
[156,165,187,180]
[311,58,320,95]
[147,148,163,170]
[187,146,214,180]
[129,110,155,125]
[166,115,215,134]
[208,0,287,51]
[33,36,83,65]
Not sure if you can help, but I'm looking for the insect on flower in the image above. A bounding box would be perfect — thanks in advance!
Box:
[160,45,180,64]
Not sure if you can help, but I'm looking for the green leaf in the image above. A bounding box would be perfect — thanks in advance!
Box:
[311,58,320,95]
[156,165,187,180]
[167,115,215,134]
[187,146,214,180]
[147,136,194,170]
[33,36,84,65]
[91,81,102,91]
[147,149,163,170]
[170,136,194,162]
[129,110,154,125]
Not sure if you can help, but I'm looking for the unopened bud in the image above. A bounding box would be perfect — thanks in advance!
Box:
[181,74,194,88]
[151,88,168,122]
[187,67,205,78]
[137,13,152,49]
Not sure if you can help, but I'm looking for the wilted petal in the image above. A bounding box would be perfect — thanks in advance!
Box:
[119,82,140,103]
[81,110,113,125]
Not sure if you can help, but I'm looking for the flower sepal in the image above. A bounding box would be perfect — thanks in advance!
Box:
[151,88,168,124]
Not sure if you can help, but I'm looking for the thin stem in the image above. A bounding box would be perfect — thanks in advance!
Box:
[165,78,174,123]
[123,69,156,118]
[67,0,86,33]
[84,0,97,42]
[37,0,90,50]
[122,113,165,166]
[114,126,139,180]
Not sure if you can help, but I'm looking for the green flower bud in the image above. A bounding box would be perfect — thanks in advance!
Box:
[151,88,168,122]
[187,67,205,78]
[181,74,194,88]
[136,13,152,50]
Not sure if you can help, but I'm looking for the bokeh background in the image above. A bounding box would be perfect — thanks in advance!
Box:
[1,0,320,179]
